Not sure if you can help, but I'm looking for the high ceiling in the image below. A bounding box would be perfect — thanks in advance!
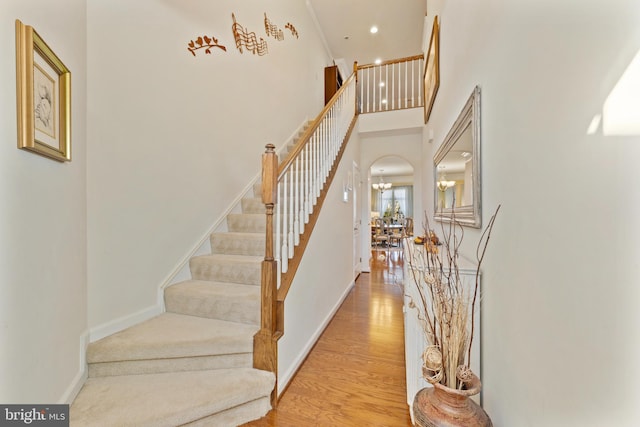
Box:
[307,0,427,75]
[307,0,427,179]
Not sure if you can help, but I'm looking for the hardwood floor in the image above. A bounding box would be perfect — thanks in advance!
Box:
[242,248,413,427]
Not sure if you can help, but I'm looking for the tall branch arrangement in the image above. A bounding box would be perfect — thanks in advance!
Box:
[406,205,500,390]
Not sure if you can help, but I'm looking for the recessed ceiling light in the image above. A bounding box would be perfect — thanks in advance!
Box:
[370,26,378,34]
[375,58,382,65]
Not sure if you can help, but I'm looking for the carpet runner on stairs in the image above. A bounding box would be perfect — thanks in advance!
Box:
[71,369,273,427]
[70,123,312,426]
[70,182,275,426]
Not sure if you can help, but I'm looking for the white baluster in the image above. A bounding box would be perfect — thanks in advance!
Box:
[276,179,281,274]
[391,62,395,110]
[293,156,300,244]
[384,64,389,111]
[281,171,289,272]
[405,61,408,109]
[288,168,294,259]
[372,66,376,112]
[304,145,313,224]
[297,153,303,234]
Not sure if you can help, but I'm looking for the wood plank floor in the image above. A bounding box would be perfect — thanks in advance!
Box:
[242,249,413,427]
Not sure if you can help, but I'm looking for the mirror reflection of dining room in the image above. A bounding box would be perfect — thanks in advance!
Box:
[369,158,414,253]
[435,123,473,210]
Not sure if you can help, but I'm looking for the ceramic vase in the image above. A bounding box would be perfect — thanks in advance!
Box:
[412,374,492,427]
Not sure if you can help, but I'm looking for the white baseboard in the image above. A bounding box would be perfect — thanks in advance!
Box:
[89,304,162,342]
[277,279,355,395]
[59,330,89,404]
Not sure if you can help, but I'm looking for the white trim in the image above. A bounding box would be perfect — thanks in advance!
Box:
[59,330,89,404]
[89,304,161,342]
[277,279,355,395]
[305,1,334,65]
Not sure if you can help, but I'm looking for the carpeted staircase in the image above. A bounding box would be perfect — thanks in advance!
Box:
[71,127,310,426]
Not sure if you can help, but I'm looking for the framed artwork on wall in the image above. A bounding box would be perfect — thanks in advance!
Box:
[15,19,71,162]
[423,16,440,124]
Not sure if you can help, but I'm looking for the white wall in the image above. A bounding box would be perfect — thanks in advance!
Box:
[0,0,88,403]
[424,1,640,425]
[278,128,361,393]
[86,0,331,332]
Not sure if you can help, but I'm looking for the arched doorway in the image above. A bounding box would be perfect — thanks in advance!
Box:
[367,156,415,265]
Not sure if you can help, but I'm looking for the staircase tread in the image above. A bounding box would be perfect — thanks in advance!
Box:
[87,313,257,363]
[70,368,275,427]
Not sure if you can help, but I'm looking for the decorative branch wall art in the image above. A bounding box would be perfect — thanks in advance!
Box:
[264,13,284,41]
[186,13,298,58]
[285,23,299,39]
[232,13,268,56]
[187,35,227,56]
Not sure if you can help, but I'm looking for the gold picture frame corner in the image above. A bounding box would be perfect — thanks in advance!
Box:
[15,19,71,162]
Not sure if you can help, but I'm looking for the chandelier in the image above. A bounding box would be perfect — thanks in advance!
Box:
[437,174,455,191]
[372,171,392,193]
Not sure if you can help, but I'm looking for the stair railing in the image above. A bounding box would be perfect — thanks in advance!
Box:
[254,71,357,405]
[356,54,424,114]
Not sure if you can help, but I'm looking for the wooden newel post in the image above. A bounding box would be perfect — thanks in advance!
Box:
[254,143,279,406]
[261,144,278,261]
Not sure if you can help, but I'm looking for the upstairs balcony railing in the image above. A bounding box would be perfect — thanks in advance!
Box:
[356,55,424,114]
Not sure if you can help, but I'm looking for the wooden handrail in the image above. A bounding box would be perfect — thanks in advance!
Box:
[357,54,423,70]
[254,71,358,407]
[276,116,357,303]
[277,72,356,179]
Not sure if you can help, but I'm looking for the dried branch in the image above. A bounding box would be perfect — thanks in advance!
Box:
[407,202,501,389]
[467,204,501,367]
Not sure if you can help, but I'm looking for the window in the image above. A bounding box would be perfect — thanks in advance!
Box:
[372,185,413,219]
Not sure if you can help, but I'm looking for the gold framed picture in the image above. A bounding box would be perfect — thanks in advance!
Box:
[15,20,71,162]
[423,16,440,124]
